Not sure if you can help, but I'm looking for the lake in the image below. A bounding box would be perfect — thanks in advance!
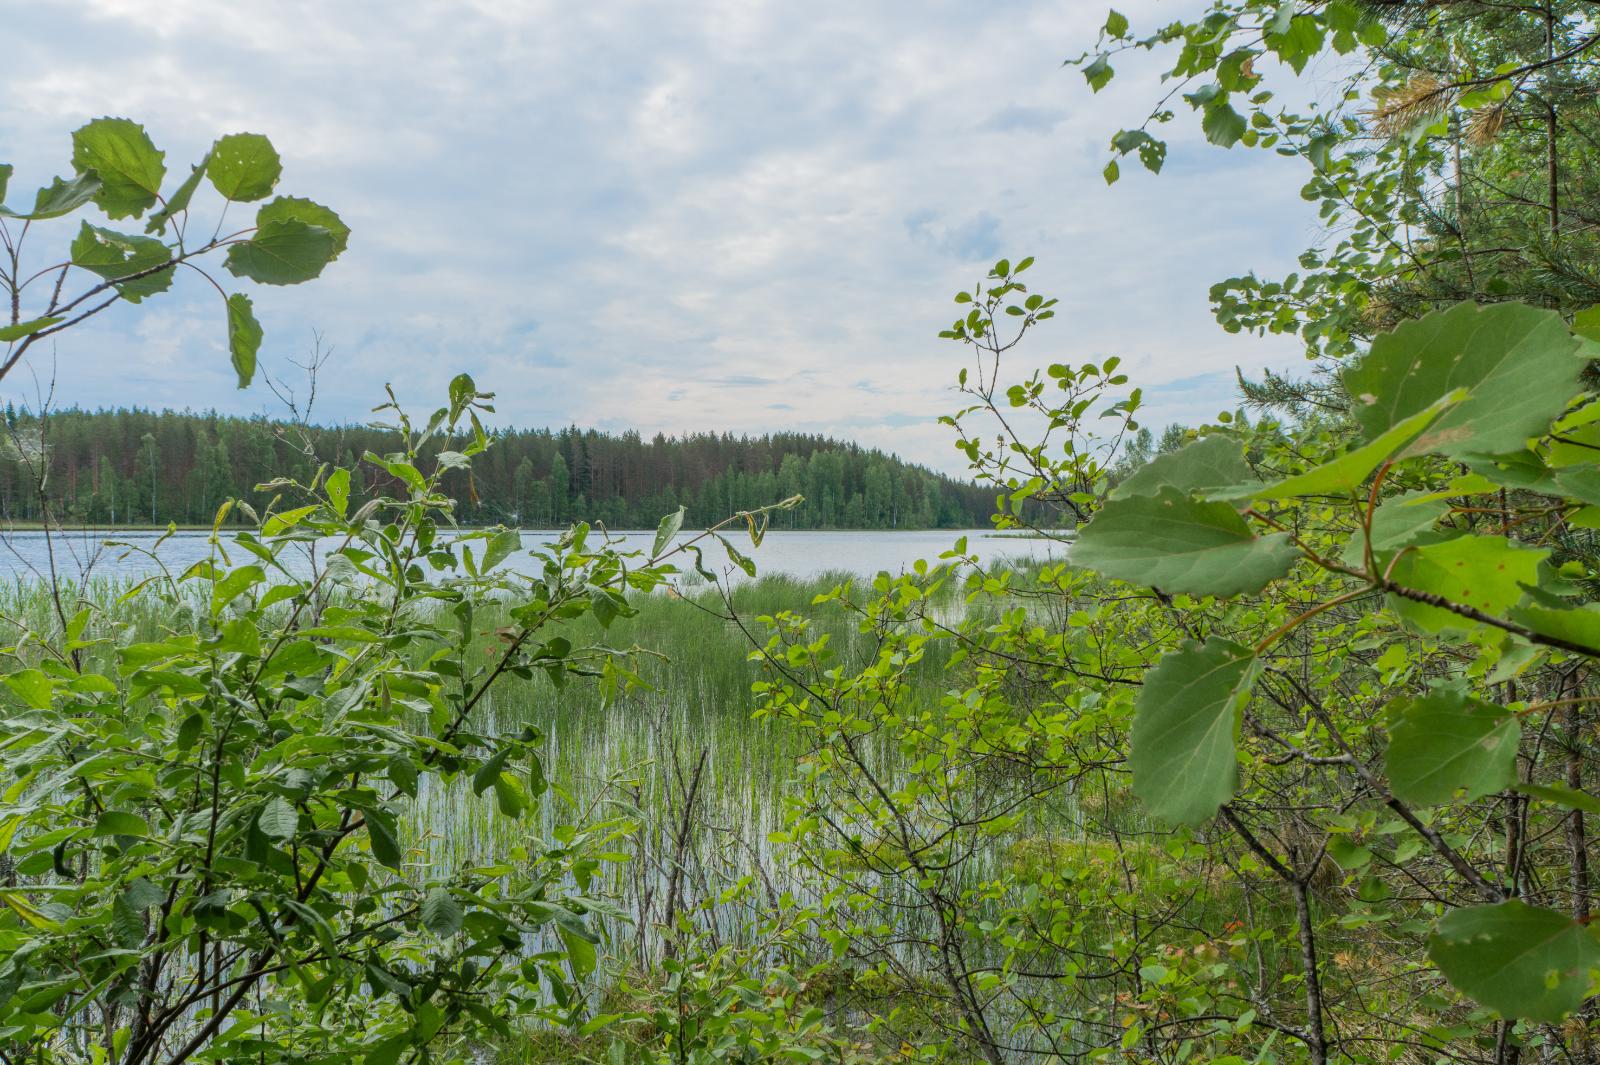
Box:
[0,527,1064,585]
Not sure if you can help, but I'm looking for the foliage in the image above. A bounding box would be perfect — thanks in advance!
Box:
[1073,1,1600,373]
[744,259,1600,1064]
[0,370,805,1062]
[1,119,344,390]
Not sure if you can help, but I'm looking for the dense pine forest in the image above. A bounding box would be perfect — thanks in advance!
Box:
[0,406,995,529]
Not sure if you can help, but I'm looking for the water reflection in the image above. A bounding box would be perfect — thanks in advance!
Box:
[0,527,1063,583]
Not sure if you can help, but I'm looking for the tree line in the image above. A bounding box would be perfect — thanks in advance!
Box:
[0,404,998,529]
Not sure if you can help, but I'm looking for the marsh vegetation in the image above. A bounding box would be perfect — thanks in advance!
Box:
[6,3,1600,1064]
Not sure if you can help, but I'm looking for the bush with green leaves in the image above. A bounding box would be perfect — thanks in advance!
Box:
[1072,2,1600,390]
[747,260,1600,1064]
[1077,297,1600,1032]
[0,368,812,1063]
[1,117,346,387]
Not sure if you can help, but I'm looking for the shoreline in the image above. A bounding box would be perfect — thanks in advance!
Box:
[0,523,1060,536]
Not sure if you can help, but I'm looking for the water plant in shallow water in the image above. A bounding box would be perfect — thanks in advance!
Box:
[0,370,801,1063]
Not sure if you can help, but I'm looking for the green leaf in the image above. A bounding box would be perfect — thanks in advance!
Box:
[421,887,463,937]
[1130,638,1259,825]
[145,154,210,235]
[1202,102,1247,147]
[591,589,621,628]
[366,452,428,494]
[93,811,150,837]
[1073,487,1298,597]
[111,893,145,947]
[4,669,54,710]
[361,807,404,870]
[70,118,166,219]
[326,468,352,517]
[226,293,262,388]
[560,924,598,980]
[69,223,174,302]
[481,528,522,572]
[1573,306,1600,344]
[1213,394,1462,501]
[263,505,318,536]
[364,959,412,1000]
[653,506,686,557]
[0,164,9,204]
[473,748,513,796]
[1518,783,1600,816]
[1385,690,1518,806]
[0,317,63,343]
[493,773,527,817]
[212,565,265,610]
[1083,54,1113,92]
[206,133,282,202]
[257,797,298,840]
[224,219,337,285]
[1366,491,1449,553]
[1385,535,1547,634]
[1105,9,1128,36]
[256,196,349,259]
[365,1035,410,1065]
[1507,601,1600,656]
[1,172,103,220]
[1327,836,1372,871]
[1112,435,1249,500]
[1428,900,1600,1022]
[1345,302,1584,460]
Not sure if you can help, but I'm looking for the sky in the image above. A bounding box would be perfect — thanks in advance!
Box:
[0,0,1325,474]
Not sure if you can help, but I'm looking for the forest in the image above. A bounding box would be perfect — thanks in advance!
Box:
[2,2,1600,1064]
[0,407,995,529]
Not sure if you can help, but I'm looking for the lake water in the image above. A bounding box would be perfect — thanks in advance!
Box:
[0,527,1064,585]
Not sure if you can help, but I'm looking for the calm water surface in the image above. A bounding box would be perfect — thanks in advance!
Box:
[0,527,1062,584]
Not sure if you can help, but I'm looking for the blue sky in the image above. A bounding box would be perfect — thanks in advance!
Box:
[1,0,1322,473]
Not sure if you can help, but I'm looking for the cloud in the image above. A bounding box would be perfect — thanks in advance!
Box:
[0,0,1320,475]
[904,209,1005,262]
[979,105,1068,134]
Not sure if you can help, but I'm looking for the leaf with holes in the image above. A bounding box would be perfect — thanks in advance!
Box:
[206,133,281,201]
[71,118,166,219]
[1429,900,1600,1022]
[1345,302,1584,459]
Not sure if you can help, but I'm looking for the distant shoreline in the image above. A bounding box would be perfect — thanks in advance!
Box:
[0,523,1034,536]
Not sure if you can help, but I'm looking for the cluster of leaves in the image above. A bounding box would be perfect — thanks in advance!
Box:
[939,257,1139,527]
[741,264,1600,1063]
[1,118,346,388]
[1075,297,1600,1025]
[1073,2,1600,370]
[0,370,801,1063]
